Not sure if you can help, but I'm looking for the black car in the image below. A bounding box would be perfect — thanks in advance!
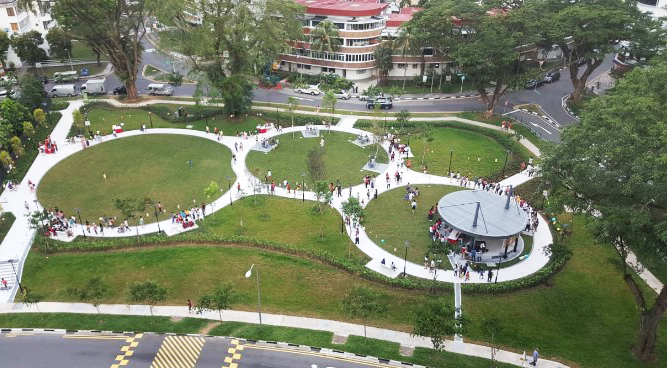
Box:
[525,79,544,89]
[366,97,393,109]
[113,86,127,95]
[543,71,560,83]
[35,75,48,84]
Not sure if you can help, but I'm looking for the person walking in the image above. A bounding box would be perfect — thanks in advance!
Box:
[1,278,7,289]
[531,348,539,366]
[124,219,131,231]
[188,299,193,313]
[487,269,493,282]
[103,172,107,181]
[24,201,29,211]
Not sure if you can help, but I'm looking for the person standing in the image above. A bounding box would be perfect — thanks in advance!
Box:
[487,270,493,282]
[1,278,7,289]
[531,348,539,366]
[188,299,193,313]
[24,201,29,211]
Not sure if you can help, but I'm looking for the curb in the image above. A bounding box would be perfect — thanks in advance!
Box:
[516,108,561,129]
[0,328,426,367]
[560,95,579,120]
[393,94,479,101]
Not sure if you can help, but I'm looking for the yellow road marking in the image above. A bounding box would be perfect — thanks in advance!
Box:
[4,333,34,337]
[63,334,132,341]
[150,335,205,368]
[222,339,243,368]
[244,345,394,367]
[110,333,143,368]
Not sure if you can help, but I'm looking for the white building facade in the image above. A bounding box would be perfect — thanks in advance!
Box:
[0,0,55,68]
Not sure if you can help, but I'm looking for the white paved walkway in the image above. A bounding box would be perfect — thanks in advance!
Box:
[0,301,569,368]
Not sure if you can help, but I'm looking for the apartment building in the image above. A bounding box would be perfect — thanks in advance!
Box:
[0,0,55,68]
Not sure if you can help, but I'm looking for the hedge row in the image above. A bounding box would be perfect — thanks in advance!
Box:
[34,230,570,295]
[355,119,530,180]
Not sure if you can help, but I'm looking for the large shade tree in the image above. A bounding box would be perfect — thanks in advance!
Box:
[51,0,149,100]
[539,62,667,362]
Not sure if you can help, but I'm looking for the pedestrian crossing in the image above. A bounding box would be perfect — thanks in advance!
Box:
[150,335,205,368]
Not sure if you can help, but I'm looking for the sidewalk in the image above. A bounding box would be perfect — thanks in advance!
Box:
[0,301,570,368]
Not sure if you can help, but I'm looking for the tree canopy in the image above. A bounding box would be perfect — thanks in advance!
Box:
[45,28,73,61]
[539,61,667,361]
[11,30,46,66]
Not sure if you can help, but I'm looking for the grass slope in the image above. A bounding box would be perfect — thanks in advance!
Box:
[37,134,234,225]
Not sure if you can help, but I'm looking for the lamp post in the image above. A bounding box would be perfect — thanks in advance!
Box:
[495,251,502,283]
[301,172,305,202]
[8,259,21,291]
[447,149,453,175]
[227,176,232,206]
[501,150,509,177]
[75,208,86,239]
[153,203,161,234]
[245,264,262,325]
[403,240,409,277]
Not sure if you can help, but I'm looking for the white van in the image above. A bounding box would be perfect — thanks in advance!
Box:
[81,79,106,95]
[146,83,173,96]
[48,84,77,98]
[0,89,14,100]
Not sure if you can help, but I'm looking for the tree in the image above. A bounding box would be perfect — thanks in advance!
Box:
[33,108,46,127]
[0,150,12,169]
[22,289,45,315]
[18,75,46,112]
[52,0,149,100]
[322,91,337,126]
[393,25,420,90]
[72,109,85,135]
[538,62,667,361]
[307,148,326,183]
[396,109,411,125]
[314,180,333,238]
[1,99,31,135]
[22,122,34,138]
[419,129,433,166]
[45,28,72,61]
[197,283,235,321]
[483,316,503,366]
[341,197,364,257]
[341,287,387,337]
[11,30,46,65]
[0,30,10,63]
[167,71,183,87]
[413,298,466,350]
[204,180,220,210]
[9,136,22,158]
[113,196,152,236]
[68,276,108,313]
[218,74,253,118]
[286,96,300,136]
[310,21,342,53]
[127,281,167,316]
[374,41,394,85]
[543,0,645,103]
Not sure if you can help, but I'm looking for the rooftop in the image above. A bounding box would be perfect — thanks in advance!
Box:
[437,190,528,239]
[296,0,387,17]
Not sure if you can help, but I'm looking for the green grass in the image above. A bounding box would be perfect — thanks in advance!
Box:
[408,128,515,178]
[143,64,194,84]
[0,212,15,243]
[37,135,234,225]
[198,195,366,261]
[28,63,107,79]
[463,216,667,368]
[70,41,107,61]
[0,313,208,333]
[210,321,335,346]
[246,131,388,186]
[456,111,550,153]
[364,185,460,266]
[253,102,460,117]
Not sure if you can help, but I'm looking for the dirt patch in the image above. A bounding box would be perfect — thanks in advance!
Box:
[399,345,414,356]
[199,321,220,335]
[170,316,184,322]
[332,334,348,344]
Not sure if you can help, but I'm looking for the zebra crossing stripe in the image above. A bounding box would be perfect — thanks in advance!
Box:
[150,335,205,368]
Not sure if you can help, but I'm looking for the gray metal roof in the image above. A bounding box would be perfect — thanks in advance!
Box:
[437,190,528,239]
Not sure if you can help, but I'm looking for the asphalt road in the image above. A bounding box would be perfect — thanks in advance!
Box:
[0,332,396,368]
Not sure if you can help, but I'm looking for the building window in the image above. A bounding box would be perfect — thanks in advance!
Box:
[304,65,311,70]
[397,63,407,69]
[322,67,335,73]
[356,69,366,75]
[18,17,29,30]
[6,8,15,17]
[412,64,419,69]
[10,23,18,31]
[280,61,285,66]
[296,63,303,68]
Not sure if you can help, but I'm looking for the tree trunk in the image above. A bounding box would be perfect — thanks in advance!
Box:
[634,286,667,361]
[95,51,101,66]
[403,65,407,90]
[126,80,139,101]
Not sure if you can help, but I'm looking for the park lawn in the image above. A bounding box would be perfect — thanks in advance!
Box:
[21,245,427,332]
[407,128,517,178]
[70,41,107,61]
[246,131,388,186]
[143,65,195,84]
[0,212,15,244]
[463,216,667,368]
[364,185,460,266]
[37,134,234,225]
[82,105,265,137]
[197,196,366,261]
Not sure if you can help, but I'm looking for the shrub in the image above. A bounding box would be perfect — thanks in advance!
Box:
[49,101,70,111]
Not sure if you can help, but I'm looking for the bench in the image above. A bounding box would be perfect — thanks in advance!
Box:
[380,258,397,272]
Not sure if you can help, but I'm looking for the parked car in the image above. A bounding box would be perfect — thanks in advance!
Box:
[53,71,78,83]
[333,89,351,100]
[0,89,15,100]
[525,79,544,89]
[48,84,77,98]
[366,97,393,109]
[543,71,561,83]
[112,86,127,95]
[295,85,321,95]
[146,83,173,96]
[35,75,48,84]
[0,75,18,85]
[575,57,587,66]
[80,79,106,95]
[358,93,373,101]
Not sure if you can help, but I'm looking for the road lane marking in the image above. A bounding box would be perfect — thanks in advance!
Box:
[244,345,393,367]
[63,334,134,340]
[110,333,143,368]
[530,122,553,135]
[222,339,243,368]
[150,335,205,368]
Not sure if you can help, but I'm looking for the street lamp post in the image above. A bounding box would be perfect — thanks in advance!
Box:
[447,149,453,175]
[75,208,86,239]
[403,240,409,277]
[495,251,502,283]
[153,203,161,234]
[245,264,262,325]
[227,176,232,206]
[501,150,510,177]
[148,106,153,128]
[301,172,305,202]
[8,259,21,291]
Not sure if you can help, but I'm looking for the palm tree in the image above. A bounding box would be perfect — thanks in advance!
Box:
[310,21,342,53]
[393,25,420,90]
